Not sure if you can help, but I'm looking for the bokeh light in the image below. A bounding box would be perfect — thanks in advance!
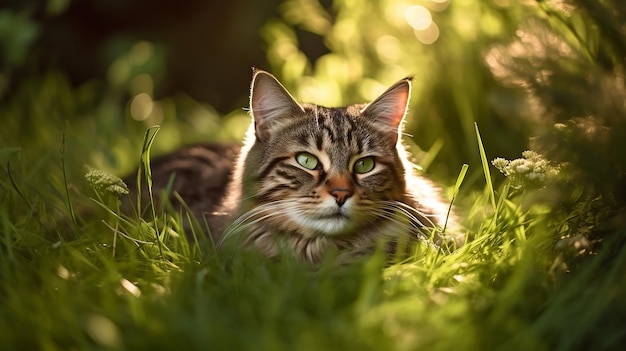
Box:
[414,21,440,44]
[130,93,153,121]
[376,35,402,63]
[405,5,432,30]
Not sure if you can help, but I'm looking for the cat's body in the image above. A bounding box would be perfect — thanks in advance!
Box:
[123,142,240,223]
[126,70,459,263]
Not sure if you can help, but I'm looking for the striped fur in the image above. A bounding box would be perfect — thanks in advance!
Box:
[217,70,458,263]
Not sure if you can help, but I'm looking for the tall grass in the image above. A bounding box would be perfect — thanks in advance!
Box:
[2,109,623,350]
[1,0,625,350]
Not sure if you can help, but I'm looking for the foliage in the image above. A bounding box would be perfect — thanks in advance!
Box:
[1,0,626,350]
[486,0,626,259]
[262,0,535,180]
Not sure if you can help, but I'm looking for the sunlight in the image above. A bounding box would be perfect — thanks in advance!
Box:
[120,278,142,297]
[86,315,121,347]
[414,21,440,44]
[376,35,402,63]
[130,93,153,121]
[405,5,432,30]
[57,265,70,279]
[404,4,439,44]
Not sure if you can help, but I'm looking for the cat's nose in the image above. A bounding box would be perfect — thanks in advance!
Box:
[330,188,353,207]
[326,175,354,206]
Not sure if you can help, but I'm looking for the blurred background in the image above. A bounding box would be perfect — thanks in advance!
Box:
[1,0,625,218]
[1,0,283,113]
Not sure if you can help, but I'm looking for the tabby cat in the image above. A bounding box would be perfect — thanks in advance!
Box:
[127,69,459,263]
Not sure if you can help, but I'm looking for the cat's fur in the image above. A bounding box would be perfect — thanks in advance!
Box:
[123,142,240,222]
[126,69,459,263]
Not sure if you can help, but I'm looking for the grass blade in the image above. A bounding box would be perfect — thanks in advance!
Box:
[474,123,496,210]
[139,125,164,259]
[443,163,469,235]
[60,133,78,227]
[6,161,32,209]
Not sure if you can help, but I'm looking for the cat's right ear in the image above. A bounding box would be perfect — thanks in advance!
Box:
[360,77,411,144]
[249,69,304,141]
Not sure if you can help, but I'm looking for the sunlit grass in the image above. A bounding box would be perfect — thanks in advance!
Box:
[1,106,623,350]
[2,0,625,349]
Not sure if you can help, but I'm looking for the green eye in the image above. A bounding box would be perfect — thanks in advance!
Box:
[296,152,319,170]
[354,157,375,174]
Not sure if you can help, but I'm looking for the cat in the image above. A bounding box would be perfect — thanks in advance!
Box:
[123,142,240,225]
[125,69,460,263]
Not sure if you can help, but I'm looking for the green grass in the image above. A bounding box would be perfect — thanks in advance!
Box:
[2,1,626,349]
[0,67,622,351]
[1,110,624,350]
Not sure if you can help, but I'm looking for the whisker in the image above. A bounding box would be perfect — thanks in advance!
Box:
[218,195,448,256]
[384,201,438,227]
[367,208,423,234]
[219,200,312,245]
[364,201,445,240]
[365,206,442,250]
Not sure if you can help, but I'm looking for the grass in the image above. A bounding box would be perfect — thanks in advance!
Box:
[1,106,624,351]
[1,1,625,347]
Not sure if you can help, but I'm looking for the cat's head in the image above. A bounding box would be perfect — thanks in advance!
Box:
[236,69,414,241]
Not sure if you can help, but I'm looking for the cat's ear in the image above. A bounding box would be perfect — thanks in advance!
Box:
[250,69,304,141]
[361,78,411,143]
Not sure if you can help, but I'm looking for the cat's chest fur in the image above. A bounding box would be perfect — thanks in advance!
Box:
[125,70,458,263]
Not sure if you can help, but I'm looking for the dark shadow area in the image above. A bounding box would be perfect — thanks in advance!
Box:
[5,0,286,113]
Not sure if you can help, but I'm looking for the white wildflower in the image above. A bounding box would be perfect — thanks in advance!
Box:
[492,150,560,189]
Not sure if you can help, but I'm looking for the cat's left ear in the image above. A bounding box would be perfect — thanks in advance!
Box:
[250,69,305,141]
[361,78,411,143]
